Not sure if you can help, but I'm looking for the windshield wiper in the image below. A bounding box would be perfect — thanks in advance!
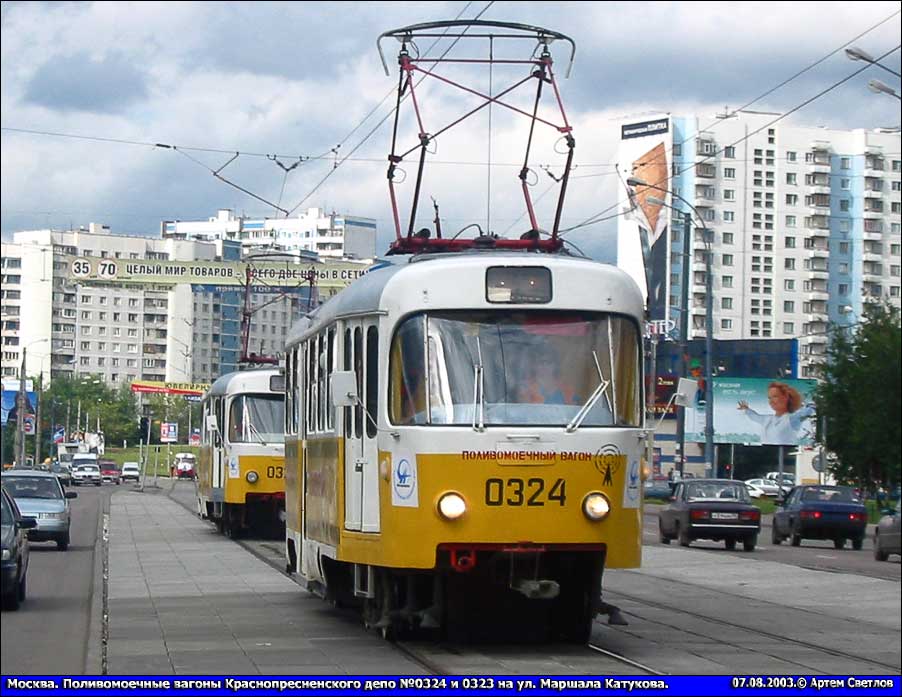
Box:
[566,350,612,433]
[471,337,485,432]
[246,420,267,444]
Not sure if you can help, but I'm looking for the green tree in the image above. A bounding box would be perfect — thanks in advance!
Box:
[815,301,902,490]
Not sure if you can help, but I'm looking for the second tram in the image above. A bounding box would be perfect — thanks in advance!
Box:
[198,368,286,537]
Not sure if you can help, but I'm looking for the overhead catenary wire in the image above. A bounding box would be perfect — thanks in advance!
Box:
[561,43,902,235]
[283,0,497,217]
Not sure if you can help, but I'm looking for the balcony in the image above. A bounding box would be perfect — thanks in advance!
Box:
[863,230,883,241]
[862,209,883,220]
[805,290,830,302]
[696,163,717,179]
[807,184,832,195]
[805,247,829,260]
[862,251,883,263]
[805,268,829,281]
[801,334,828,345]
[805,215,830,230]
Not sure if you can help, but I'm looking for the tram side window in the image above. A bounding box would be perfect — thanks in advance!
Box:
[293,346,303,437]
[366,326,378,438]
[306,338,316,434]
[354,327,363,439]
[326,328,335,431]
[284,351,294,436]
[214,397,224,447]
[344,328,352,437]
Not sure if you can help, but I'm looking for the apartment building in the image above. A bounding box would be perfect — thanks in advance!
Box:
[161,207,377,259]
[618,111,901,377]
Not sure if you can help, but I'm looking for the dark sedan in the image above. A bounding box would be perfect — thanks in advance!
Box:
[772,485,867,550]
[2,487,37,611]
[658,479,761,551]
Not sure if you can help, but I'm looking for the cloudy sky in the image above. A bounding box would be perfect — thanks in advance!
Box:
[2,1,900,261]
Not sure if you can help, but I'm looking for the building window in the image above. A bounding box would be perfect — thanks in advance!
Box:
[786,215,796,228]
[786,151,796,162]
[724,167,735,179]
[841,157,851,169]
[839,241,850,254]
[722,232,734,245]
[786,173,797,185]
[722,275,733,288]
[840,178,850,190]
[838,283,849,295]
[723,189,735,201]
[724,146,735,158]
[786,194,798,206]
[784,279,795,291]
[721,319,733,330]
[721,297,733,310]
[723,211,735,223]
[785,258,796,270]
[784,300,795,313]
[722,254,734,266]
[840,199,850,212]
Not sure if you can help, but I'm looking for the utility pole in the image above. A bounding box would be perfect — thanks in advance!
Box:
[35,378,42,464]
[675,212,691,476]
[15,347,27,467]
[704,227,715,476]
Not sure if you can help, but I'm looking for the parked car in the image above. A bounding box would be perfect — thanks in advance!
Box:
[644,476,673,500]
[1,487,37,610]
[744,478,783,497]
[1,470,77,550]
[121,462,141,483]
[50,462,72,487]
[874,499,901,562]
[72,464,102,487]
[99,460,121,485]
[772,485,867,549]
[745,481,765,499]
[658,479,760,551]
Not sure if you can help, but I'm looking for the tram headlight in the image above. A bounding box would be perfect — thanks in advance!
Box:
[246,470,259,484]
[582,492,611,521]
[437,492,467,520]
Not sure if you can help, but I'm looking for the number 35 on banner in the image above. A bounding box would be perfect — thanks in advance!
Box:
[70,258,118,280]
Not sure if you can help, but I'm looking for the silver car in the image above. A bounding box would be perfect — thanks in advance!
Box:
[874,499,901,562]
[1,470,77,550]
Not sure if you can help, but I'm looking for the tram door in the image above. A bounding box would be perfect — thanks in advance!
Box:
[343,320,380,532]
[212,397,225,494]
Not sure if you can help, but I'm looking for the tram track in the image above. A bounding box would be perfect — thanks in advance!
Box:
[164,482,894,676]
[606,584,900,673]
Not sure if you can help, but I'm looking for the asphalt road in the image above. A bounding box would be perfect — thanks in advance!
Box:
[641,509,901,581]
[1,483,113,675]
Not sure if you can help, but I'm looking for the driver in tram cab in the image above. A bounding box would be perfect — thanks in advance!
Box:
[518,346,580,405]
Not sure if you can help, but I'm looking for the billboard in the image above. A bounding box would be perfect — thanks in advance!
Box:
[68,256,371,290]
[160,422,179,443]
[130,381,210,397]
[616,114,671,323]
[685,377,817,446]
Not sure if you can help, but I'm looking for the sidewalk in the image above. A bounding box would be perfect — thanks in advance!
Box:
[107,491,427,675]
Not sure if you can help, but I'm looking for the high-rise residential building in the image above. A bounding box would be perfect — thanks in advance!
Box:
[618,111,901,377]
[161,207,377,259]
[1,223,370,386]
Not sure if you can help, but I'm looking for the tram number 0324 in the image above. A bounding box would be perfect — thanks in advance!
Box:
[485,478,566,506]
[266,466,284,479]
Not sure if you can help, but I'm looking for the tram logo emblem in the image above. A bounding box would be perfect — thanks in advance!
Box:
[625,458,640,505]
[394,458,415,500]
[594,445,626,487]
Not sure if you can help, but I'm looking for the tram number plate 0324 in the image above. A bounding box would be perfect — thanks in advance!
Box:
[484,478,566,506]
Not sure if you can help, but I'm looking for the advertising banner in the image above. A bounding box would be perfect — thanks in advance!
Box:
[685,377,817,446]
[68,256,371,290]
[160,422,179,443]
[653,373,678,418]
[130,381,210,397]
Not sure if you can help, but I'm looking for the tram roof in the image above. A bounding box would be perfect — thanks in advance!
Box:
[285,252,643,346]
[204,367,281,400]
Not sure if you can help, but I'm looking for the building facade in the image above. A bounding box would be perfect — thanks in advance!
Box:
[1,224,368,386]
[618,111,901,378]
[161,207,377,259]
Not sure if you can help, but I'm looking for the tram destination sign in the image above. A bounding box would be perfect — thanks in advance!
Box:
[68,256,371,289]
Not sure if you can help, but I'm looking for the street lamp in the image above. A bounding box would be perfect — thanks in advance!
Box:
[627,177,715,475]
[844,47,902,78]
[867,79,901,100]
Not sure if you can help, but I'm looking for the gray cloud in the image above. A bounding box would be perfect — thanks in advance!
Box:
[23,51,149,113]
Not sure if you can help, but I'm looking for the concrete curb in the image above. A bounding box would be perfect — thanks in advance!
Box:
[85,491,110,675]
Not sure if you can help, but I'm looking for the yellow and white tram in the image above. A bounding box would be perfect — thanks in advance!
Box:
[198,368,286,537]
[283,253,645,640]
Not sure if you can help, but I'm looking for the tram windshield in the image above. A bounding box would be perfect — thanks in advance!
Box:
[228,394,285,443]
[389,311,641,427]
